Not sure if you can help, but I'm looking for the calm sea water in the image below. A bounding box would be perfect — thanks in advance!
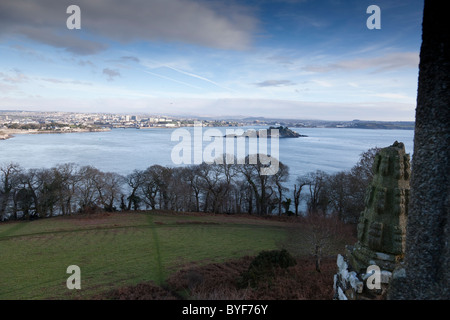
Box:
[0,127,414,181]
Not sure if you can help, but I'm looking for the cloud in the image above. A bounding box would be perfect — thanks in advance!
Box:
[310,79,333,87]
[40,78,92,86]
[371,92,414,101]
[254,80,296,87]
[8,25,108,55]
[0,0,258,54]
[0,82,16,93]
[77,59,95,67]
[10,44,54,62]
[103,68,121,81]
[121,56,140,63]
[0,70,29,83]
[267,55,294,65]
[304,52,419,73]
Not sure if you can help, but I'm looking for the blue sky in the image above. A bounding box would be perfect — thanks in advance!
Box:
[0,0,424,120]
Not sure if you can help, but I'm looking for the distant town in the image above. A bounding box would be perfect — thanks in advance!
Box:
[0,110,415,138]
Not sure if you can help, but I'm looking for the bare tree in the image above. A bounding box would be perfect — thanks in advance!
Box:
[95,171,124,212]
[180,165,203,212]
[0,163,22,220]
[293,177,309,216]
[301,170,329,215]
[303,212,347,272]
[76,165,102,213]
[197,162,224,213]
[239,155,281,215]
[53,163,78,216]
[272,161,289,216]
[126,169,145,211]
[140,167,159,210]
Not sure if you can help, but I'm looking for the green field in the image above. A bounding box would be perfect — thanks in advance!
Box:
[0,212,291,299]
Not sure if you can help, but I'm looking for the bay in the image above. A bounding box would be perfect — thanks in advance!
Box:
[0,127,414,181]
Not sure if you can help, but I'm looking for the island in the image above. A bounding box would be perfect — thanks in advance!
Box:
[224,126,307,138]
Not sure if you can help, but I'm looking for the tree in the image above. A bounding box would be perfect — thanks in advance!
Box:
[53,163,78,216]
[149,165,173,210]
[272,161,289,216]
[302,170,329,215]
[140,165,174,210]
[126,169,145,211]
[0,163,22,220]
[170,167,193,212]
[293,177,308,216]
[14,186,34,220]
[303,213,347,272]
[351,147,380,184]
[95,171,124,212]
[140,166,159,210]
[36,168,60,217]
[197,162,223,213]
[179,165,202,212]
[239,155,280,215]
[76,165,102,213]
[17,169,41,219]
[327,147,380,223]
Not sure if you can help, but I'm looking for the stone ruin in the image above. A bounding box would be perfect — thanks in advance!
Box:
[334,141,410,300]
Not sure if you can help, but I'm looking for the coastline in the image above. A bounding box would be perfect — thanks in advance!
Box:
[0,132,11,140]
[0,127,110,140]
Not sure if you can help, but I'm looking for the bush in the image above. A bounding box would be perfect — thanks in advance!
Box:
[237,249,297,288]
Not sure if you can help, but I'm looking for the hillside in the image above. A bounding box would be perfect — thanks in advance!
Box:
[0,211,354,300]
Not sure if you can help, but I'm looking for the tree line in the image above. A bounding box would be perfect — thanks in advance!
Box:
[0,148,378,223]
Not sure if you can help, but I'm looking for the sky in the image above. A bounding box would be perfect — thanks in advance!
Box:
[0,0,424,121]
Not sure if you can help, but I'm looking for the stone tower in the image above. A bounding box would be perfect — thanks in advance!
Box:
[388,0,450,299]
[334,142,410,299]
[348,141,410,273]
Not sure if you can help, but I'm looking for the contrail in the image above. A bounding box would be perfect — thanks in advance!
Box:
[163,64,237,93]
[141,59,236,93]
[143,70,203,90]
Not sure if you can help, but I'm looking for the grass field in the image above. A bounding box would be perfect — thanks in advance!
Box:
[0,212,294,299]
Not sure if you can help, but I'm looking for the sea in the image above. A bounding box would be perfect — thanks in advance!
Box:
[0,127,414,185]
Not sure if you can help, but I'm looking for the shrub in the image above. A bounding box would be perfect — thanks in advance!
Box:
[237,249,297,288]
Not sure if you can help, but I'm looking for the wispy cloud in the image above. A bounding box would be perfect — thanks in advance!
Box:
[254,80,296,87]
[304,52,419,73]
[103,68,121,81]
[40,78,92,86]
[310,79,333,87]
[0,69,29,83]
[121,56,140,63]
[371,92,414,101]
